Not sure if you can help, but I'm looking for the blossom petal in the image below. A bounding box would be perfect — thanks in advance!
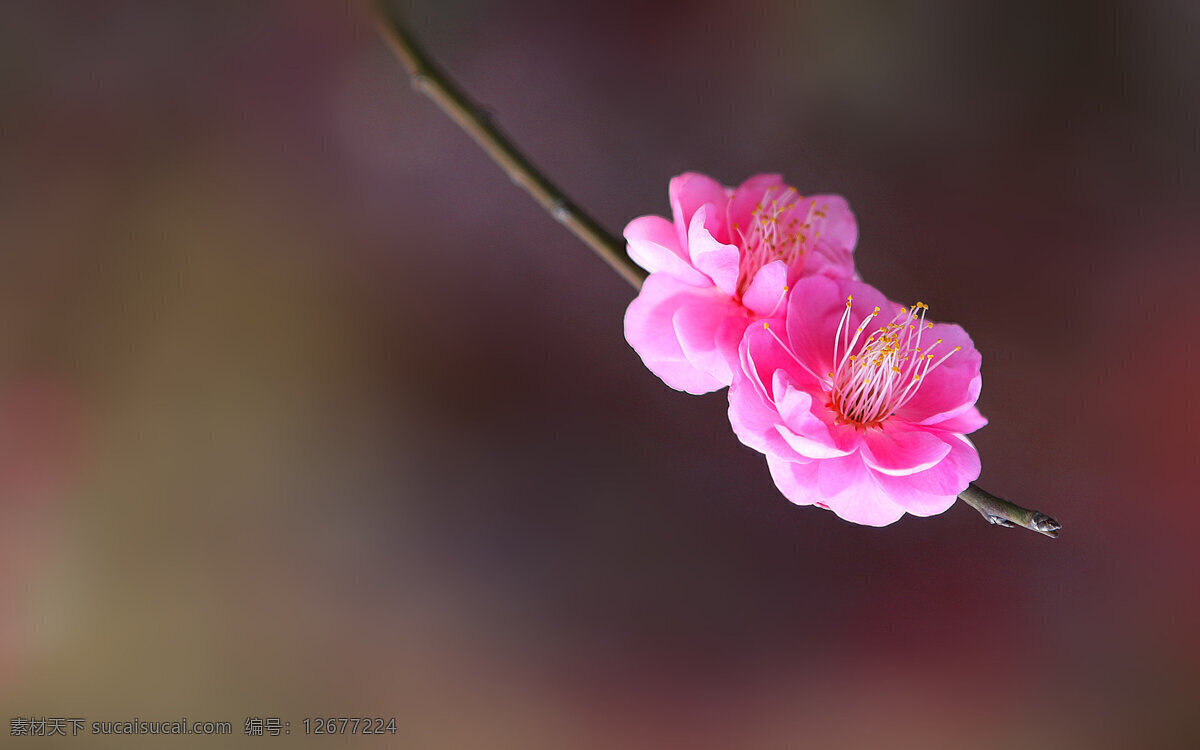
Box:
[805,241,858,282]
[859,422,952,476]
[873,433,980,516]
[883,431,981,497]
[776,424,856,460]
[673,298,745,387]
[728,363,794,459]
[818,455,907,526]
[624,215,708,286]
[814,451,868,500]
[772,371,814,426]
[870,475,957,518]
[803,194,859,280]
[729,322,811,460]
[782,275,843,377]
[771,371,854,458]
[738,319,793,392]
[928,404,988,434]
[687,206,741,296]
[726,173,787,232]
[624,274,726,394]
[786,276,892,378]
[741,259,789,317]
[670,172,730,247]
[894,321,983,425]
[765,454,821,507]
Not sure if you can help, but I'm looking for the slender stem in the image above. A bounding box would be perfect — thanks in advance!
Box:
[370,0,647,288]
[370,0,1059,538]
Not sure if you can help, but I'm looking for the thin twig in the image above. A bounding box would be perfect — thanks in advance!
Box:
[958,482,1060,538]
[370,0,647,288]
[370,0,1059,538]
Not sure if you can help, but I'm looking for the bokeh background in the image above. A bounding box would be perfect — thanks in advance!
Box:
[2,0,1198,747]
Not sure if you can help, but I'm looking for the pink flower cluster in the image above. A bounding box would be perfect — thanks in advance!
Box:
[624,173,985,526]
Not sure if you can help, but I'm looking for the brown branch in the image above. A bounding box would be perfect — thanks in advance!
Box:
[958,483,1061,538]
[370,0,1059,538]
[370,0,646,288]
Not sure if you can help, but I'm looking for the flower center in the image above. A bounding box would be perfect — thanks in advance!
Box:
[734,187,824,296]
[827,296,960,427]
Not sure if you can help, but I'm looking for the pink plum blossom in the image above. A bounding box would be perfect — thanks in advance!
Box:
[624,172,859,394]
[728,274,987,526]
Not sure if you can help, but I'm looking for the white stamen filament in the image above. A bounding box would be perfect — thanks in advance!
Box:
[828,297,960,426]
[734,188,823,296]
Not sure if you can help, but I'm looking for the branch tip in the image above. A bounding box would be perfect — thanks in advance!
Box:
[958,483,1061,539]
[1031,512,1062,536]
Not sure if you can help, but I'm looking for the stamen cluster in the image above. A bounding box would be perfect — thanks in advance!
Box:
[735,188,824,295]
[829,297,960,427]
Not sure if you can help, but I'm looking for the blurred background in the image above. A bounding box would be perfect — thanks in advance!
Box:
[2,0,1197,747]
